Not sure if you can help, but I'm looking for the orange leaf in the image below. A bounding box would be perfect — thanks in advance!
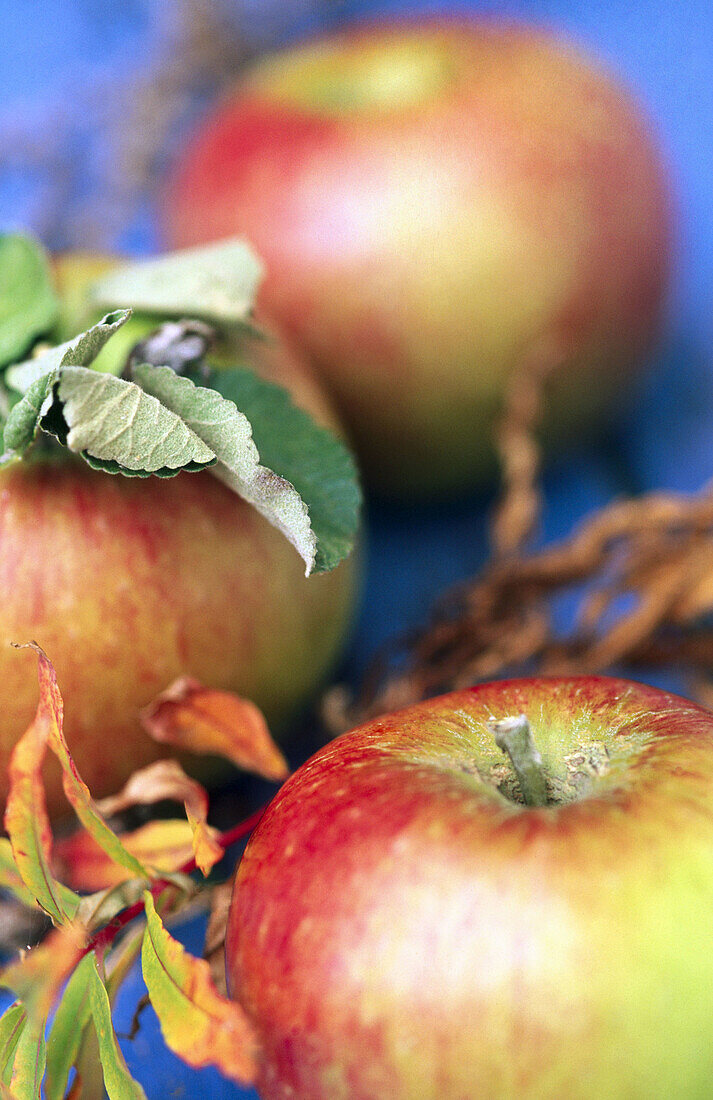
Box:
[4,647,81,925]
[96,760,222,876]
[141,678,288,782]
[18,645,150,884]
[141,892,258,1084]
[54,820,201,892]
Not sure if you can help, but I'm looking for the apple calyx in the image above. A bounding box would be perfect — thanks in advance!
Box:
[125,319,216,380]
[488,713,549,807]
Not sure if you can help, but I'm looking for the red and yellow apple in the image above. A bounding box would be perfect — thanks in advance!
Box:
[165,18,671,497]
[227,676,713,1098]
[0,256,358,816]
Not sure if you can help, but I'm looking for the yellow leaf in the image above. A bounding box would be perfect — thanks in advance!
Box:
[141,892,258,1084]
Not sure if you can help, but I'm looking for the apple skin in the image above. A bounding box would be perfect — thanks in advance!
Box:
[165,18,671,497]
[0,259,358,817]
[227,676,713,1098]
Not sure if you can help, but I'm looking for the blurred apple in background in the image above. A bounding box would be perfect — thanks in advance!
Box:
[0,254,359,816]
[165,17,671,498]
[227,675,713,1098]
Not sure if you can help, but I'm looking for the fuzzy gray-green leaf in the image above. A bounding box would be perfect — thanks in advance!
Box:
[91,240,264,330]
[57,367,216,473]
[133,363,318,573]
[208,366,361,573]
[0,373,55,465]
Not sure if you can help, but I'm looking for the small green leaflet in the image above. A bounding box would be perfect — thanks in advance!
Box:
[0,839,40,911]
[1,374,54,459]
[87,957,147,1100]
[43,953,95,1100]
[9,1012,45,1100]
[207,366,362,575]
[0,1004,26,1088]
[1,310,133,466]
[0,235,58,370]
[91,240,264,331]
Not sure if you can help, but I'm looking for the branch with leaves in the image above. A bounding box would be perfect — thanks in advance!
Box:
[0,646,280,1096]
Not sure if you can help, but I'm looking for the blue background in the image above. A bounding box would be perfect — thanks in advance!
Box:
[1,1,712,1096]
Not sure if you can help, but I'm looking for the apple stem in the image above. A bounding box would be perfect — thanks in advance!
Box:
[488,714,549,807]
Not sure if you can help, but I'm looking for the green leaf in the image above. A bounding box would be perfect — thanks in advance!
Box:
[0,235,58,369]
[44,953,94,1100]
[0,1004,26,1087]
[87,957,147,1100]
[5,309,131,395]
[208,366,361,573]
[133,363,320,572]
[9,1011,45,1100]
[91,240,264,331]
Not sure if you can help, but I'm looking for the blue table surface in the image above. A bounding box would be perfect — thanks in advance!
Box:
[2,0,713,1095]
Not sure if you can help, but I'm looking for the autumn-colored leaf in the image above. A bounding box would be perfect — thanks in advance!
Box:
[55,819,201,892]
[18,646,151,884]
[96,759,222,876]
[0,922,86,1025]
[141,677,289,781]
[141,891,258,1084]
[4,650,81,925]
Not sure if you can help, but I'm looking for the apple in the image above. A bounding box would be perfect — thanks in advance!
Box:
[164,18,672,497]
[0,255,359,816]
[227,675,713,1098]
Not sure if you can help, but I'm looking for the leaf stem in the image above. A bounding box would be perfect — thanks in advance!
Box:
[79,804,267,961]
[488,714,549,807]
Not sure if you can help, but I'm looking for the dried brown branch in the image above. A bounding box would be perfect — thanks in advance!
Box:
[326,359,713,732]
[490,342,562,560]
[203,879,234,999]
